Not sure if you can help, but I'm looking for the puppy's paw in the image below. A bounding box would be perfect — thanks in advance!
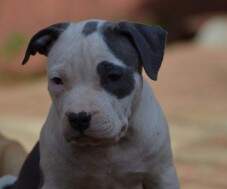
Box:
[0,175,16,189]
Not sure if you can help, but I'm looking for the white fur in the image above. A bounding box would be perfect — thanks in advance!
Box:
[39,20,179,189]
[0,175,16,189]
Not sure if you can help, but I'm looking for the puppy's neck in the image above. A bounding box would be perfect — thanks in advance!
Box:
[130,80,161,132]
[129,80,169,151]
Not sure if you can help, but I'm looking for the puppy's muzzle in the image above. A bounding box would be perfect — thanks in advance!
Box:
[67,111,91,134]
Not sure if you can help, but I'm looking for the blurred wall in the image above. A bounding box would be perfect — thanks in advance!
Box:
[0,0,146,77]
[0,0,144,39]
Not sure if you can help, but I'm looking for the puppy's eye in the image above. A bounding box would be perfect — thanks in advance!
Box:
[51,77,63,85]
[107,70,123,82]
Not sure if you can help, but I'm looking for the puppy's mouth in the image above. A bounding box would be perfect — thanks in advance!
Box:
[65,134,117,146]
[64,125,128,147]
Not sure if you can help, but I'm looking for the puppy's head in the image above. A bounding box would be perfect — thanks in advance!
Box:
[22,20,166,146]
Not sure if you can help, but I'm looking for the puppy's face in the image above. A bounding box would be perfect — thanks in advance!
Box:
[47,21,142,145]
[22,20,166,146]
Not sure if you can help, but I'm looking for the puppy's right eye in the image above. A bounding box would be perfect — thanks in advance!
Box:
[51,77,63,85]
[107,70,123,82]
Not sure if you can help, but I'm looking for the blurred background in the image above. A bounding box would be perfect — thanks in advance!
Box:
[0,0,227,188]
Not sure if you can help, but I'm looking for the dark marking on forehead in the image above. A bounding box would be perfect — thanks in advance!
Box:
[82,21,98,36]
[97,61,135,99]
[101,22,141,73]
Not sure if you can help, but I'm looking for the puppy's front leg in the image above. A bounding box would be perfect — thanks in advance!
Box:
[41,185,55,189]
[41,182,62,189]
[143,166,180,189]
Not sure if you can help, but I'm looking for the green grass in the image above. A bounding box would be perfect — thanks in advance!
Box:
[0,32,27,62]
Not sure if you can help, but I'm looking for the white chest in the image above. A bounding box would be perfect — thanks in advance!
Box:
[40,144,148,189]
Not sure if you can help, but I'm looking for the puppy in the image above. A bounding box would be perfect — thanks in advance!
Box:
[11,20,179,189]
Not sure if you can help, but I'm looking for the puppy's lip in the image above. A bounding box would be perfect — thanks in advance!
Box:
[75,135,102,143]
[66,135,117,146]
[66,135,102,145]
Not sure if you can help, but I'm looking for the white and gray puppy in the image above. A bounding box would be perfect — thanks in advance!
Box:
[12,20,179,189]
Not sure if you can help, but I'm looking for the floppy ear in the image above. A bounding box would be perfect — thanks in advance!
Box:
[117,22,167,80]
[22,23,69,65]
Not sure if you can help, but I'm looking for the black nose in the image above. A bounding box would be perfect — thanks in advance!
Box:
[67,111,91,133]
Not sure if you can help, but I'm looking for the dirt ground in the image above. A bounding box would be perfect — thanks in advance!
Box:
[0,43,227,188]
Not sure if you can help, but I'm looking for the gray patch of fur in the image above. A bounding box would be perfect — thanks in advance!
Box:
[82,21,98,36]
[101,22,141,73]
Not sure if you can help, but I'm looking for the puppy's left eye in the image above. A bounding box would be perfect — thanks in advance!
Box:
[51,77,63,85]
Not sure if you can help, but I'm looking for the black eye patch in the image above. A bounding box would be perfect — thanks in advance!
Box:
[97,61,135,99]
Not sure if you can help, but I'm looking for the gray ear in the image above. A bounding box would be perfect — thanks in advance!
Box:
[117,22,167,80]
[22,23,69,65]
